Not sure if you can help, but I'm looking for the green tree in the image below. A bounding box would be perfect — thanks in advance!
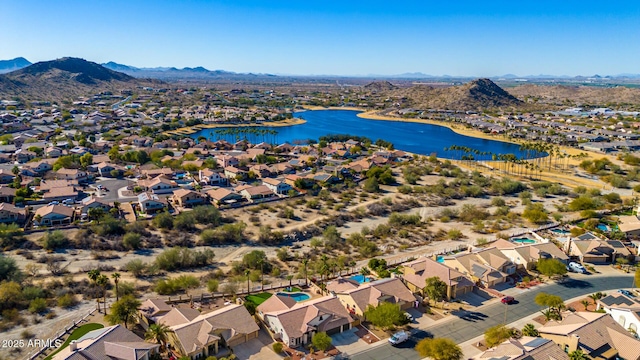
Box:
[363,176,380,193]
[272,342,284,354]
[535,293,565,320]
[424,276,448,305]
[311,332,332,351]
[522,323,538,337]
[484,325,513,348]
[79,153,93,170]
[106,295,141,329]
[28,298,48,314]
[569,349,588,360]
[0,254,23,282]
[122,232,142,250]
[536,259,568,278]
[145,323,170,350]
[415,338,463,360]
[364,302,406,330]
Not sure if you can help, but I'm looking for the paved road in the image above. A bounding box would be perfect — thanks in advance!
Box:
[350,275,633,360]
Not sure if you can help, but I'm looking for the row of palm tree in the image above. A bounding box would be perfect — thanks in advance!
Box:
[444,141,588,179]
[211,128,279,144]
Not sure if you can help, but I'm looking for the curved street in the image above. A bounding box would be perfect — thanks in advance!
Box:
[350,274,634,360]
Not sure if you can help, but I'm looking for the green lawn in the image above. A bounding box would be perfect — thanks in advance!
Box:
[45,323,104,360]
[246,292,272,305]
[282,286,302,293]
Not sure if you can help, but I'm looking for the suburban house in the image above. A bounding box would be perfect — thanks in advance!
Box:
[262,177,293,195]
[34,204,75,226]
[138,175,178,194]
[0,169,16,184]
[52,324,160,360]
[618,215,640,238]
[442,247,516,288]
[538,311,640,360]
[171,188,207,208]
[493,240,569,270]
[166,304,259,358]
[334,278,417,316]
[239,185,276,202]
[223,166,246,180]
[402,256,475,300]
[0,186,16,203]
[249,164,272,178]
[21,160,53,175]
[474,337,570,360]
[55,168,89,183]
[206,188,244,208]
[137,192,168,214]
[138,299,172,330]
[80,196,113,218]
[42,186,79,202]
[95,162,120,177]
[45,146,63,158]
[198,169,228,186]
[217,155,239,168]
[567,237,617,264]
[257,295,352,348]
[596,293,640,334]
[0,202,26,224]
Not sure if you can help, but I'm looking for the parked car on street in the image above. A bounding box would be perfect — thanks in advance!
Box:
[501,296,515,304]
[388,330,409,346]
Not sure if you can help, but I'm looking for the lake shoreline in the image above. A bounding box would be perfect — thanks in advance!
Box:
[164,117,307,136]
[300,105,519,145]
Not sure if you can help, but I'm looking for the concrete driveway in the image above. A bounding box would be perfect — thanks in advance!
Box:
[232,329,280,360]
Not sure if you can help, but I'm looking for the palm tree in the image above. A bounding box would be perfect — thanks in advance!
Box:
[245,269,251,295]
[522,323,539,337]
[569,349,588,360]
[580,299,591,311]
[302,258,309,287]
[112,273,121,302]
[96,274,110,314]
[88,269,101,284]
[145,323,171,351]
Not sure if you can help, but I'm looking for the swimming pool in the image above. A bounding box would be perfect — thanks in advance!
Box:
[512,238,536,244]
[597,224,610,232]
[276,292,310,302]
[436,256,445,263]
[349,275,371,284]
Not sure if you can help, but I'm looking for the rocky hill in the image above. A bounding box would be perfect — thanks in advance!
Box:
[0,57,159,101]
[0,57,32,74]
[102,61,253,81]
[363,81,399,92]
[507,84,640,108]
[393,78,523,110]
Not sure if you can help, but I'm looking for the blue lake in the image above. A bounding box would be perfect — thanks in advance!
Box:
[190,110,536,159]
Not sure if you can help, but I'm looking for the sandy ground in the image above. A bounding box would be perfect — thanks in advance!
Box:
[165,117,307,136]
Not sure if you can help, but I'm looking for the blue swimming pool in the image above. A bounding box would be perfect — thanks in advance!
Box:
[276,292,310,302]
[512,238,536,244]
[597,224,609,232]
[436,256,445,263]
[349,275,371,284]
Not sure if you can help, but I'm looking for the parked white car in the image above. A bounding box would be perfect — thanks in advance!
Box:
[568,262,587,274]
[388,330,409,345]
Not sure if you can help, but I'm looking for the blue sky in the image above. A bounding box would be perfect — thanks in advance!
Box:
[1,1,639,76]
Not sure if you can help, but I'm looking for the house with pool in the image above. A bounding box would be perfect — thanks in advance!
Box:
[401,256,475,301]
[256,294,353,348]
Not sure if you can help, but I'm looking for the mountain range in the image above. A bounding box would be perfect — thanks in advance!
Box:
[0,57,32,74]
[0,57,159,101]
[101,61,273,81]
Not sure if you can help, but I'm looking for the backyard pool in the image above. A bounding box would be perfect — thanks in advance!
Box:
[512,238,536,244]
[276,292,310,302]
[436,256,445,263]
[349,275,372,284]
[597,224,610,232]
